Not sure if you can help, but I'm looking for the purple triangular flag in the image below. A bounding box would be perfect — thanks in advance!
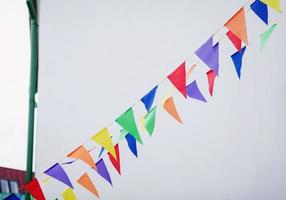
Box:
[195,37,219,75]
[44,163,73,188]
[186,80,207,102]
[96,159,112,186]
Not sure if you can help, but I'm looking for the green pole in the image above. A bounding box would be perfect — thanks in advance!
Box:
[25,0,38,200]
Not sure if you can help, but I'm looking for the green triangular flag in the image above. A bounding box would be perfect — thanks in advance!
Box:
[144,106,157,136]
[260,23,277,51]
[116,108,143,144]
[118,129,128,143]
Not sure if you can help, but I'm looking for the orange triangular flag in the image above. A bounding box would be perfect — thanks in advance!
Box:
[67,145,96,169]
[224,7,248,45]
[163,97,183,123]
[77,173,100,198]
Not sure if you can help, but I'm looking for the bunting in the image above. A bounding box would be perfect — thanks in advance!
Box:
[167,62,187,97]
[224,7,248,45]
[108,144,121,175]
[141,86,158,112]
[195,37,220,75]
[116,108,143,144]
[250,0,268,25]
[67,145,96,169]
[44,163,73,188]
[144,106,157,136]
[231,46,247,79]
[77,173,100,198]
[186,81,207,102]
[91,127,116,158]
[163,97,183,123]
[207,70,216,96]
[96,159,113,185]
[23,178,46,200]
[62,188,77,200]
[260,23,277,51]
[261,0,282,12]
[21,1,283,199]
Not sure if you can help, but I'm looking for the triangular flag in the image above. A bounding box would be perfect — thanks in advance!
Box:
[3,194,20,200]
[224,8,248,45]
[98,147,105,158]
[231,46,247,79]
[186,81,207,102]
[207,70,216,96]
[91,127,116,158]
[115,108,142,144]
[67,145,96,169]
[250,0,268,25]
[139,115,145,131]
[23,178,46,200]
[160,88,174,106]
[62,188,77,200]
[141,86,158,112]
[195,37,219,75]
[144,106,157,136]
[163,97,183,123]
[226,31,242,52]
[108,144,121,175]
[96,159,112,185]
[186,64,196,79]
[167,62,187,98]
[126,133,138,157]
[260,23,277,51]
[44,163,73,188]
[118,129,128,143]
[77,173,100,198]
[261,0,282,12]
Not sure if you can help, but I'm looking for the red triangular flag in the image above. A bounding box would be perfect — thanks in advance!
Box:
[226,31,242,52]
[108,144,121,175]
[23,178,46,200]
[167,62,187,98]
[206,70,216,96]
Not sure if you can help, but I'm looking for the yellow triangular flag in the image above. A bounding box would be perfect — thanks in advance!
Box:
[140,115,146,131]
[62,188,77,200]
[91,128,116,158]
[261,0,282,13]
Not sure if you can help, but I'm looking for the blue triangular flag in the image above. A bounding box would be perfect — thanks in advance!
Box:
[250,0,268,25]
[141,86,158,112]
[98,147,105,158]
[231,46,247,79]
[4,194,20,200]
[125,133,137,157]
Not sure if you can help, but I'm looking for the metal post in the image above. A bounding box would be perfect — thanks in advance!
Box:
[25,0,38,200]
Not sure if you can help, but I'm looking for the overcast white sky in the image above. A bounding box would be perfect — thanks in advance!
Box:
[0,0,29,170]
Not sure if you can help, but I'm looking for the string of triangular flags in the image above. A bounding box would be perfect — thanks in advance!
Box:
[6,0,282,199]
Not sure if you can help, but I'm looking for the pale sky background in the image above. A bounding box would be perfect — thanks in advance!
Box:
[0,0,286,199]
[0,0,29,170]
